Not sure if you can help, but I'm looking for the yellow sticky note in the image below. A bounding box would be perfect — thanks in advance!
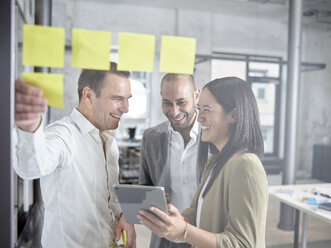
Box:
[71,28,111,70]
[22,25,65,68]
[121,230,127,247]
[159,35,196,74]
[22,72,64,109]
[118,32,155,72]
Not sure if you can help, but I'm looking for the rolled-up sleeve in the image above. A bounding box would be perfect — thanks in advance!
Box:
[13,122,73,180]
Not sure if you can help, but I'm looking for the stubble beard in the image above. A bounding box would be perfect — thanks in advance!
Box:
[169,110,196,133]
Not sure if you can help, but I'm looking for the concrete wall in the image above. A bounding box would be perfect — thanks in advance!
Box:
[297,24,331,172]
[51,0,331,174]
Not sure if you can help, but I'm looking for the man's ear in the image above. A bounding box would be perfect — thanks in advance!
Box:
[81,87,94,105]
[194,88,201,102]
[228,108,237,123]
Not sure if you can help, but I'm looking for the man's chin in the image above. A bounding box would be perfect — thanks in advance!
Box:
[109,122,119,130]
[171,122,187,131]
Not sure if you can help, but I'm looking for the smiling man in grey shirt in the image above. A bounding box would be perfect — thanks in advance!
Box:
[139,73,202,248]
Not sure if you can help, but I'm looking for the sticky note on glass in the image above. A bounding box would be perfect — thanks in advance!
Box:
[159,35,196,74]
[22,72,64,109]
[22,25,65,68]
[118,32,155,72]
[71,28,111,70]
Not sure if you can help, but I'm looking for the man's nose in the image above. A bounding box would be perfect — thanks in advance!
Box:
[171,105,180,116]
[120,100,129,113]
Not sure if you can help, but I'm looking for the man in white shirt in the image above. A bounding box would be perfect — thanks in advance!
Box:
[14,62,136,248]
[139,73,201,248]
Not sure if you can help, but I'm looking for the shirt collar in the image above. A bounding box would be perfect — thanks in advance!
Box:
[189,118,199,143]
[71,108,116,144]
[71,108,96,134]
[190,118,199,137]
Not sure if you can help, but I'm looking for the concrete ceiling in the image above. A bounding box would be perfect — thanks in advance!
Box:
[77,0,286,17]
[76,0,331,24]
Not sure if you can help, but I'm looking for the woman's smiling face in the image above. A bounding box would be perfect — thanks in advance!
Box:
[197,88,235,151]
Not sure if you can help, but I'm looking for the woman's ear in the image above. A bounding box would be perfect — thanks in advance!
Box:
[228,108,237,123]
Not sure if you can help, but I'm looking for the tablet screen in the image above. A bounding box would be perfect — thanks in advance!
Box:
[113,184,168,224]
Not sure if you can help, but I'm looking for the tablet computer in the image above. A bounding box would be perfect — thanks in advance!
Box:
[112,184,168,224]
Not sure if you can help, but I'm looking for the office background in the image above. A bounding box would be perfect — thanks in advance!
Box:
[1,0,331,247]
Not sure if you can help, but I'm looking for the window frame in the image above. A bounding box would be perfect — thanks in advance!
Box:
[209,52,283,158]
[246,56,282,158]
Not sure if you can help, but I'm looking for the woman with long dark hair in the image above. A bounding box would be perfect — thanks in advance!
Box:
[137,77,268,248]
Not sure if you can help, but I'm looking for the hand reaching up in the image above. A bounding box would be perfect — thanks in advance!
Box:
[15,80,47,132]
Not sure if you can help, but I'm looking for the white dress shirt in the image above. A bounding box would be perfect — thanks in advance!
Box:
[168,120,200,212]
[13,108,122,248]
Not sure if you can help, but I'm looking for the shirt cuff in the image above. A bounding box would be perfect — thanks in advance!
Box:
[14,124,46,179]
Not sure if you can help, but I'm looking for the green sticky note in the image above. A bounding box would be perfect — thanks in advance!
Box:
[159,35,196,74]
[71,28,111,70]
[22,25,65,68]
[118,32,155,72]
[22,72,64,109]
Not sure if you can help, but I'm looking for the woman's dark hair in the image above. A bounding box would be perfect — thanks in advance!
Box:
[198,77,264,197]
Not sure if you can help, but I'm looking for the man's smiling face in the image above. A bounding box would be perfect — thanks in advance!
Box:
[161,77,198,133]
[90,73,132,131]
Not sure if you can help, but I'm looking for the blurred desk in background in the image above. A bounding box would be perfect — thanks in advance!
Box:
[269,183,331,248]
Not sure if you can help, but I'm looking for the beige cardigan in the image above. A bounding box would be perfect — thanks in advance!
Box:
[182,152,268,248]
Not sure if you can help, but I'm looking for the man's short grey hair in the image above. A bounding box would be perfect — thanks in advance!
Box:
[161,73,196,91]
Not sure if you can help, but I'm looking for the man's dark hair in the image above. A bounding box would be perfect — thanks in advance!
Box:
[198,77,264,197]
[77,62,130,102]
